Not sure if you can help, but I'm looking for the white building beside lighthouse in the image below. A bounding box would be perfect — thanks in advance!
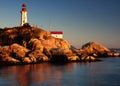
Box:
[20,3,28,26]
[50,31,63,39]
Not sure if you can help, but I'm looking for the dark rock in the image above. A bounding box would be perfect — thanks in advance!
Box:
[50,55,68,64]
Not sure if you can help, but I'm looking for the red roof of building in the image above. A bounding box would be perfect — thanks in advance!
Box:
[21,3,27,12]
[50,31,63,34]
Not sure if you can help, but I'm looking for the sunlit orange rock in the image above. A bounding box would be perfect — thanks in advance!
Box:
[81,41,110,57]
[1,25,118,65]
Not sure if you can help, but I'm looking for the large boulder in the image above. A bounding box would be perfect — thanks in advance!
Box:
[10,43,29,60]
[41,37,71,52]
[0,43,29,65]
[0,46,11,56]
[27,50,49,63]
[81,42,110,57]
[29,38,43,52]
[67,55,80,62]
[0,56,20,64]
[50,48,80,63]
[80,54,96,62]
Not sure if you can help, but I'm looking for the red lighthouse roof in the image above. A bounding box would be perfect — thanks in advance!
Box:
[22,3,26,7]
[22,3,27,12]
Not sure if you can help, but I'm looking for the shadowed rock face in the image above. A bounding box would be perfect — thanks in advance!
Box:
[0,26,50,46]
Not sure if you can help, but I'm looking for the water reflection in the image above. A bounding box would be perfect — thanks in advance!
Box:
[0,63,76,86]
[0,58,120,86]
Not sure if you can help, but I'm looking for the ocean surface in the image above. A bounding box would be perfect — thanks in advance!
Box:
[0,50,120,86]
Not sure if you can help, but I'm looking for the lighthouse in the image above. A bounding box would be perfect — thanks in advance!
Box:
[20,3,28,26]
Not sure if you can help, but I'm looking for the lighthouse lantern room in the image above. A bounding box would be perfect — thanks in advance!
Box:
[20,3,28,26]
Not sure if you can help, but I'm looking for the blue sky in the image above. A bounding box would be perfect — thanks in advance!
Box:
[0,0,120,48]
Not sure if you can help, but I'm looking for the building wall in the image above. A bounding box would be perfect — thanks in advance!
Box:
[51,34,63,38]
[50,31,63,39]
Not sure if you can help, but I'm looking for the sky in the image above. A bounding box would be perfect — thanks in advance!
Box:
[0,0,120,48]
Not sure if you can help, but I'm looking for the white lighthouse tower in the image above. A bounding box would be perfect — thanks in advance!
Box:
[20,3,28,26]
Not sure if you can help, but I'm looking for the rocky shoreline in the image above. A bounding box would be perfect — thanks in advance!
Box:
[0,25,119,65]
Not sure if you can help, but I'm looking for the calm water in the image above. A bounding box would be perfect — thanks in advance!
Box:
[0,57,120,86]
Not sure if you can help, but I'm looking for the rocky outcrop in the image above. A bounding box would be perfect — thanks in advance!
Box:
[0,26,119,65]
[0,43,49,65]
[0,26,74,65]
[80,42,110,57]
[107,51,120,57]
[78,41,119,57]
